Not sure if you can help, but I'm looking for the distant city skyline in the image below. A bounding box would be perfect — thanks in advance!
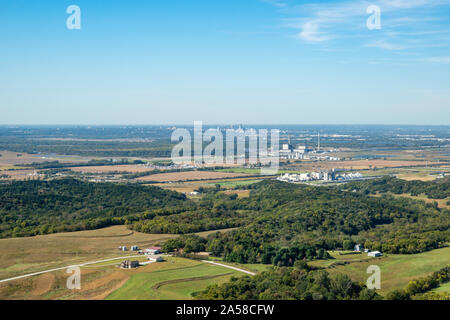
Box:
[1,0,450,125]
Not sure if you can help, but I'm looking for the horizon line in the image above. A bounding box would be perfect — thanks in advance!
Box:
[1,123,450,127]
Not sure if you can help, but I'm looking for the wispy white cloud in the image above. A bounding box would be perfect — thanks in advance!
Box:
[365,39,406,50]
[423,56,450,63]
[296,20,333,42]
[379,0,450,9]
[281,1,369,43]
[270,0,450,61]
[379,0,431,9]
[383,16,440,28]
[284,1,371,44]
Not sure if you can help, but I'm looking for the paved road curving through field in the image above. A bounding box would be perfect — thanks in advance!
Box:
[0,257,257,284]
[202,260,256,275]
[0,255,142,284]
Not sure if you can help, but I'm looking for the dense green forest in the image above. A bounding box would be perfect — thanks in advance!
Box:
[196,264,380,300]
[0,178,189,238]
[1,178,448,262]
[130,180,449,262]
[344,176,449,199]
[162,234,330,266]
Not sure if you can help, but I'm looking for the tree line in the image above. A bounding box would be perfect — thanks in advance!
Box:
[344,176,449,199]
[195,264,380,300]
[0,178,189,238]
[130,179,449,260]
[2,177,448,261]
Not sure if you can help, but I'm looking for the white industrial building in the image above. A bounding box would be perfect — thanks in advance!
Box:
[148,255,164,262]
[368,251,382,257]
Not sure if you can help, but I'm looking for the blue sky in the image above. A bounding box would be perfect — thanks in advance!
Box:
[0,0,449,125]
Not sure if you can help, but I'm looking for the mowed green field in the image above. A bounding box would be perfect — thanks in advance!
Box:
[432,281,450,293]
[0,256,244,300]
[309,247,450,295]
[0,226,233,281]
[106,257,241,300]
[217,168,265,174]
[0,226,179,280]
[206,258,273,273]
[207,179,262,188]
[217,168,306,175]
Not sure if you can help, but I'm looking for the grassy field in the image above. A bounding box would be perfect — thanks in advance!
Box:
[155,273,233,299]
[206,257,273,273]
[0,258,171,300]
[0,151,81,167]
[1,233,448,299]
[0,169,39,180]
[341,149,450,162]
[154,177,268,194]
[370,192,449,209]
[0,263,131,300]
[358,166,449,181]
[0,228,241,300]
[70,165,155,173]
[0,226,180,280]
[0,226,234,281]
[222,189,251,198]
[217,168,263,174]
[2,249,447,299]
[206,179,262,188]
[309,247,450,295]
[392,193,449,209]
[218,168,306,175]
[106,257,241,300]
[137,171,249,182]
[432,281,450,293]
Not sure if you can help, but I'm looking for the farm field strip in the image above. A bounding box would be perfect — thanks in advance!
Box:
[0,255,143,284]
[106,258,243,300]
[0,226,180,279]
[70,165,155,173]
[371,192,449,209]
[281,159,447,172]
[154,274,234,300]
[136,170,251,182]
[0,226,237,281]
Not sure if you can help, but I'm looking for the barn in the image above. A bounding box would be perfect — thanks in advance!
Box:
[368,251,382,257]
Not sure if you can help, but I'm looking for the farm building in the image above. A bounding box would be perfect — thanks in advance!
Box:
[368,251,382,257]
[148,256,164,262]
[120,260,140,269]
[118,246,128,251]
[144,246,162,255]
[131,245,139,251]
